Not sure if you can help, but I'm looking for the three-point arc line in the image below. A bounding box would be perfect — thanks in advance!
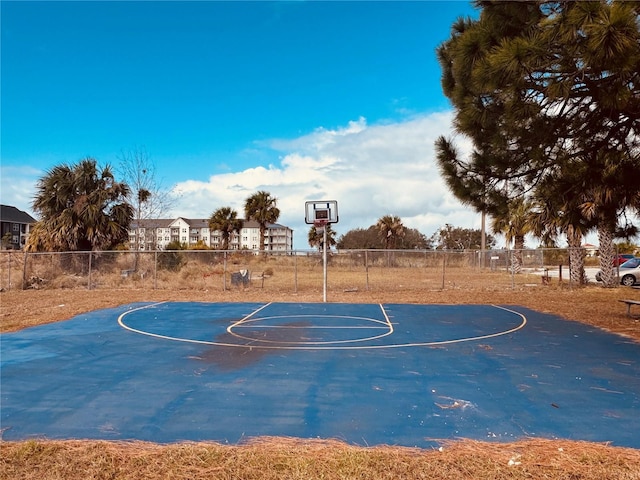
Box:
[117,302,527,350]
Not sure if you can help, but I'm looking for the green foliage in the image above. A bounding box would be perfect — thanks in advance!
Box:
[615,241,639,256]
[396,228,431,250]
[189,240,211,250]
[209,207,243,250]
[376,215,405,249]
[28,158,133,252]
[308,223,337,251]
[430,224,496,251]
[337,224,431,250]
[165,240,187,250]
[337,226,381,249]
[436,0,640,255]
[158,240,186,271]
[244,191,280,251]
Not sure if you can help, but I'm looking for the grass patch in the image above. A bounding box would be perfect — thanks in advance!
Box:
[2,437,640,480]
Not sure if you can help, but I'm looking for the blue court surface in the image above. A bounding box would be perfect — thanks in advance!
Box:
[1,301,639,448]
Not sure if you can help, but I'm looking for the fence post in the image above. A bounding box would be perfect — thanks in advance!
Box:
[441,251,446,290]
[223,251,227,291]
[22,251,28,290]
[7,252,11,290]
[154,250,158,290]
[365,250,369,291]
[615,243,619,287]
[510,250,515,289]
[88,252,92,290]
[559,264,563,283]
[294,253,298,293]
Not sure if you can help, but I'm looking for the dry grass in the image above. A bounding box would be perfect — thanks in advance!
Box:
[1,274,639,479]
[1,437,640,480]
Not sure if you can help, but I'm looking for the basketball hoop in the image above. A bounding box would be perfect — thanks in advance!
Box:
[304,200,338,304]
[314,219,327,234]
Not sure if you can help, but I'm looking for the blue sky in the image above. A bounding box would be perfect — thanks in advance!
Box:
[2,1,489,248]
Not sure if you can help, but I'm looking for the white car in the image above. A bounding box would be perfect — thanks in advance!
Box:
[596,257,640,286]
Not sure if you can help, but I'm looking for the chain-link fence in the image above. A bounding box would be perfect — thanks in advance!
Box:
[0,247,608,293]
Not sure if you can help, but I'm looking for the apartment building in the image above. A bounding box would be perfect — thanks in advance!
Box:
[0,205,36,250]
[129,217,293,252]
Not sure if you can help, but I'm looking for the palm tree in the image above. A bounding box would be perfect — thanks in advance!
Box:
[209,207,243,250]
[529,171,593,286]
[308,223,337,252]
[578,150,640,288]
[244,191,280,251]
[27,158,133,251]
[491,197,532,274]
[376,215,405,249]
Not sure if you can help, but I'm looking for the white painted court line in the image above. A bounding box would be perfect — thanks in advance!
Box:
[226,311,394,346]
[117,303,527,351]
[226,302,273,334]
[379,303,394,335]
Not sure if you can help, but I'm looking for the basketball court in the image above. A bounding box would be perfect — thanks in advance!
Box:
[1,300,639,448]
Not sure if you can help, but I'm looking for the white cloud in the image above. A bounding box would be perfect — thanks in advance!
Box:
[1,112,610,250]
[171,111,483,249]
[0,166,42,215]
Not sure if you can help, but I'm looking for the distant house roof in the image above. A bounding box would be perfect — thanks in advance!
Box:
[184,218,210,229]
[0,205,37,224]
[132,219,174,229]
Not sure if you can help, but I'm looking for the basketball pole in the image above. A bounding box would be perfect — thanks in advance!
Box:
[305,200,338,304]
[323,225,327,303]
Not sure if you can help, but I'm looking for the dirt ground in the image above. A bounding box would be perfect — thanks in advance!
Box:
[1,284,639,480]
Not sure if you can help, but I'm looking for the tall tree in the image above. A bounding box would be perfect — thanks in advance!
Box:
[337,225,431,250]
[397,228,430,250]
[118,147,175,254]
[209,207,243,250]
[244,191,280,251]
[117,146,174,222]
[27,158,133,251]
[528,168,593,285]
[336,226,381,249]
[578,150,640,286]
[491,197,533,274]
[431,224,496,251]
[376,215,405,249]
[435,2,540,217]
[436,1,640,286]
[308,223,337,252]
